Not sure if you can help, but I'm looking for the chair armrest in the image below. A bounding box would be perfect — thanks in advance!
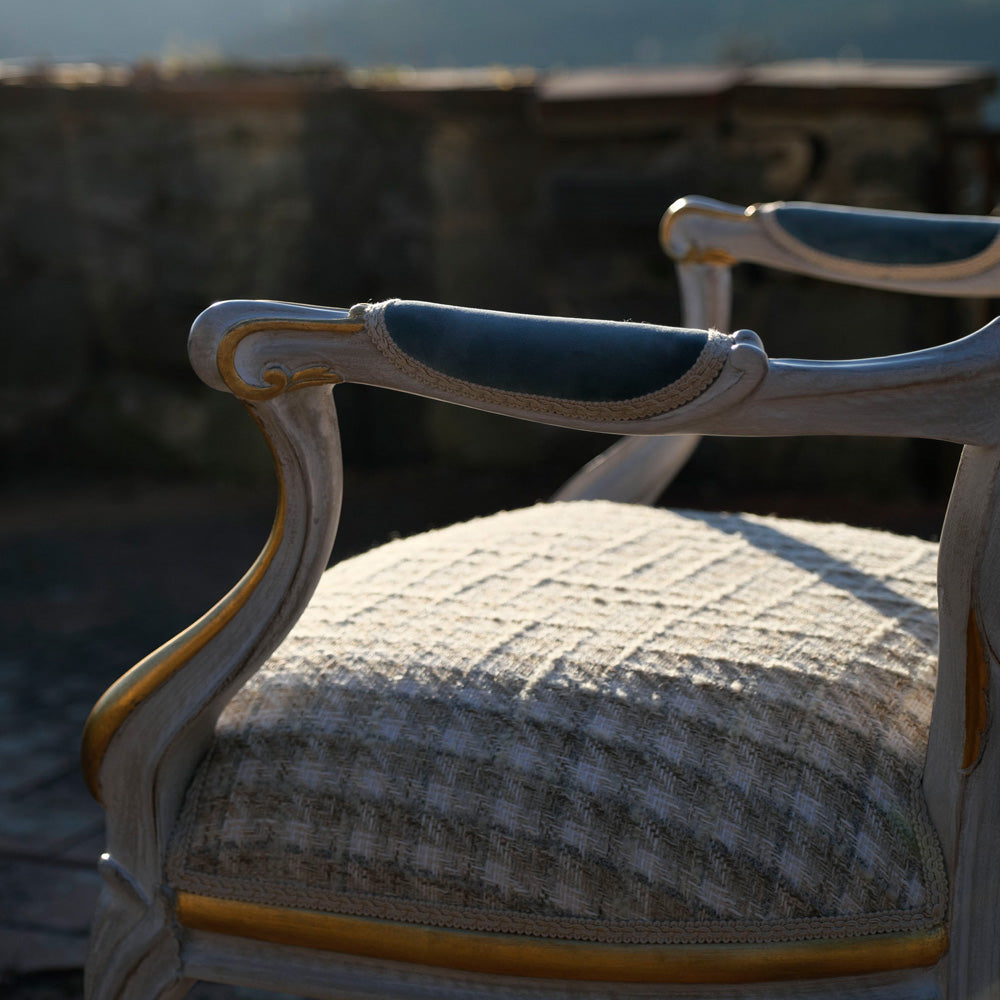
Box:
[662,196,1000,296]
[190,298,768,434]
[573,195,1000,510]
[84,297,768,890]
[194,296,1000,448]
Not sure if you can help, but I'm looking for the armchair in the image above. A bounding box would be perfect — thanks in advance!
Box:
[81,200,1000,1000]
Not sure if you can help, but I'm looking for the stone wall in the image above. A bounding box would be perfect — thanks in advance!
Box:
[1,60,994,517]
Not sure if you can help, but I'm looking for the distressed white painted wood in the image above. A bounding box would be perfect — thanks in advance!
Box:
[85,382,345,1000]
[84,202,1000,999]
[187,299,1000,445]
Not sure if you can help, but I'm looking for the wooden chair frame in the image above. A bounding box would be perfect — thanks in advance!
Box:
[81,198,1000,999]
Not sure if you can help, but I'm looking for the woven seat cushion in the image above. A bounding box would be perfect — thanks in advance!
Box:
[168,501,946,949]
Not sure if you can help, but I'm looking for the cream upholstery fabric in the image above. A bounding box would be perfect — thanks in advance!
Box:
[168,501,946,946]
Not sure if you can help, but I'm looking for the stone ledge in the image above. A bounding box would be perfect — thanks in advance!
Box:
[0,58,992,118]
[736,59,998,111]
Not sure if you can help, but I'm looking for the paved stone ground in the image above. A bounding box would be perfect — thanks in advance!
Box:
[0,469,947,998]
[0,468,562,997]
[0,480,273,995]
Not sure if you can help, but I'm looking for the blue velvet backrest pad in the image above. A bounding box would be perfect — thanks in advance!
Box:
[382,301,710,402]
[774,204,1000,266]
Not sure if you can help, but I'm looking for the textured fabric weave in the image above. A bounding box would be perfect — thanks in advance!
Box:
[169,502,946,945]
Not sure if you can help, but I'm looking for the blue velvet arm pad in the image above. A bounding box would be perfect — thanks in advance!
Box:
[773,203,1000,266]
[380,300,713,402]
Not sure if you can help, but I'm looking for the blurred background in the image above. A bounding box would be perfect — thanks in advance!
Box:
[3,0,1000,994]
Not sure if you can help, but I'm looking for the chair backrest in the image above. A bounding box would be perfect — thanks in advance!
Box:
[661,196,1000,995]
[556,196,1000,507]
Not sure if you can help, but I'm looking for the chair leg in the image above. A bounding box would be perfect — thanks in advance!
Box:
[85,861,192,1000]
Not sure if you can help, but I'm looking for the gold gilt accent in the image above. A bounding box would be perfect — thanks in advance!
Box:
[217,314,365,400]
[963,606,990,772]
[678,245,739,267]
[81,406,287,803]
[83,307,365,798]
[176,894,947,984]
[659,201,756,263]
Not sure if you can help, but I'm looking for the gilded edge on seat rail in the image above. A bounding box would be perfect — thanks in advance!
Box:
[81,311,361,802]
[177,893,947,984]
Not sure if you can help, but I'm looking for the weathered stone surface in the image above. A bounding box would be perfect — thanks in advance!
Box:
[0,860,99,934]
[0,60,993,501]
[0,774,102,857]
[0,928,90,977]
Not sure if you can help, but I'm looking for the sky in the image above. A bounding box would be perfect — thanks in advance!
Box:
[5,0,1000,72]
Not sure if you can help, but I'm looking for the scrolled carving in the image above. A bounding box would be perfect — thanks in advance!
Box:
[216,309,366,400]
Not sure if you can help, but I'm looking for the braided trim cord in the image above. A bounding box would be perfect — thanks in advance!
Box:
[169,736,946,945]
[363,300,730,422]
[171,773,946,947]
